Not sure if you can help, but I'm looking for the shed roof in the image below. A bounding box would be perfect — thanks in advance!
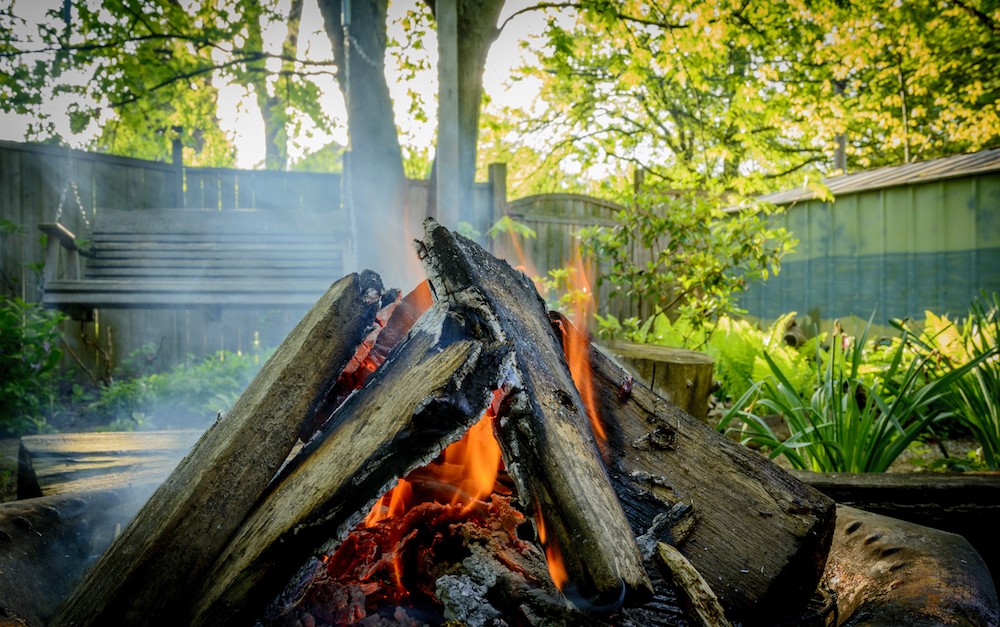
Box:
[758,148,1000,205]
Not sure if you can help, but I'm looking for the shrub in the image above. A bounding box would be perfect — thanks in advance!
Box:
[723,315,985,472]
[86,348,271,430]
[0,297,65,436]
[903,293,1000,468]
[581,192,795,332]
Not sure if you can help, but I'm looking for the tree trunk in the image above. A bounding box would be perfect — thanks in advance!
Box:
[318,0,414,286]
[425,0,505,221]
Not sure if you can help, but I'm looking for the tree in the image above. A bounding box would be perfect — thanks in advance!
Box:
[2,0,509,282]
[1,0,340,168]
[509,0,1000,197]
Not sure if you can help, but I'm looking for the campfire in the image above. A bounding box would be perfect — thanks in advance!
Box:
[50,220,836,627]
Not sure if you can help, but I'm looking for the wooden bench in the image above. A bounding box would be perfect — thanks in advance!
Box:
[39,208,352,319]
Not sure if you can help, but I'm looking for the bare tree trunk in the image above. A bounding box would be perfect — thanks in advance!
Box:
[426,0,505,221]
[318,0,413,285]
[247,0,304,171]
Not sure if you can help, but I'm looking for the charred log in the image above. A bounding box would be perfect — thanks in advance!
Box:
[586,340,836,624]
[191,302,508,626]
[416,218,652,610]
[51,272,386,627]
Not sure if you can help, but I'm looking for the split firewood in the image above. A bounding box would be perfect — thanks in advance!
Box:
[586,341,837,624]
[191,302,508,627]
[655,542,732,627]
[416,218,652,609]
[51,272,386,627]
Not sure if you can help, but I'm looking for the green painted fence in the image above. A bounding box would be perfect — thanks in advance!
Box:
[740,156,1000,327]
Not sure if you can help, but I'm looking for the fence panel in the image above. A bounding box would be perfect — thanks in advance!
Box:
[1,141,516,372]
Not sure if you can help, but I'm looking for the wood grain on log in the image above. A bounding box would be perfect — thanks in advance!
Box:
[654,542,732,627]
[192,302,507,626]
[588,343,836,624]
[51,272,385,627]
[602,341,714,423]
[17,430,200,498]
[416,219,652,609]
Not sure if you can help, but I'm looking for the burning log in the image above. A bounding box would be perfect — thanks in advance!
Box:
[51,272,386,627]
[191,301,509,626]
[586,340,837,623]
[416,218,653,609]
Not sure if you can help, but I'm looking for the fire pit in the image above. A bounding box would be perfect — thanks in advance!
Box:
[5,220,993,627]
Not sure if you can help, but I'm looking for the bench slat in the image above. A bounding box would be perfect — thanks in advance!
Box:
[40,207,353,316]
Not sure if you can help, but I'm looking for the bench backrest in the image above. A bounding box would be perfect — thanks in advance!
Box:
[83,208,350,283]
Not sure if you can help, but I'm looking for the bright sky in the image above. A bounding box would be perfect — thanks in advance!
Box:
[0,0,557,170]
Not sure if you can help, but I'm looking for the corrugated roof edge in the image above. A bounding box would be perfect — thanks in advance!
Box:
[742,148,1000,208]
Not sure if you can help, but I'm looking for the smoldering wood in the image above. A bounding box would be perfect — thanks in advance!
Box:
[654,542,732,627]
[416,218,652,608]
[587,342,836,624]
[17,430,200,498]
[51,272,385,627]
[191,302,508,627]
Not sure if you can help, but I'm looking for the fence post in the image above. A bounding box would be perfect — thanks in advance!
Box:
[171,127,184,208]
[487,162,507,252]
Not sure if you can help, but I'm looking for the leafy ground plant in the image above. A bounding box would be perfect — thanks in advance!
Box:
[903,293,1000,469]
[84,348,271,430]
[724,315,985,472]
[0,297,66,436]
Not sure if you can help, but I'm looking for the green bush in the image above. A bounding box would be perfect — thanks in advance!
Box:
[722,315,986,472]
[86,348,271,430]
[903,293,1000,468]
[597,310,821,405]
[0,297,65,436]
[581,192,795,331]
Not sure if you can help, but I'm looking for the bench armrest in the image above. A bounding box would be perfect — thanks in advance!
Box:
[38,222,78,250]
[38,222,80,283]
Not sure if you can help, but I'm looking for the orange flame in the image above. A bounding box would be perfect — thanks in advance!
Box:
[362,405,504,526]
[535,504,569,590]
[563,246,605,444]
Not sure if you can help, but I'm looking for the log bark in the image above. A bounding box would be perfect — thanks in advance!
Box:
[0,489,147,627]
[587,342,836,624]
[192,302,507,626]
[654,542,732,627]
[17,430,200,498]
[823,505,999,625]
[51,272,385,627]
[602,341,715,423]
[416,219,652,610]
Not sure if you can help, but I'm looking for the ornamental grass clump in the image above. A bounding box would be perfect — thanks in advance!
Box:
[724,314,985,473]
[903,293,1000,469]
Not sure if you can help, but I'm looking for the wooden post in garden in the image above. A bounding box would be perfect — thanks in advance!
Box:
[171,126,184,208]
[488,162,507,252]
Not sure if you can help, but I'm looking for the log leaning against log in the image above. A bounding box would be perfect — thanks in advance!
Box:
[192,302,508,626]
[51,272,386,627]
[587,341,837,623]
[417,219,653,608]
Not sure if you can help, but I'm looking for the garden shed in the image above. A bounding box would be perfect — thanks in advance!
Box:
[738,148,1000,327]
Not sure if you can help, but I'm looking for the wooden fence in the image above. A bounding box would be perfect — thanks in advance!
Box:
[0,141,500,373]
